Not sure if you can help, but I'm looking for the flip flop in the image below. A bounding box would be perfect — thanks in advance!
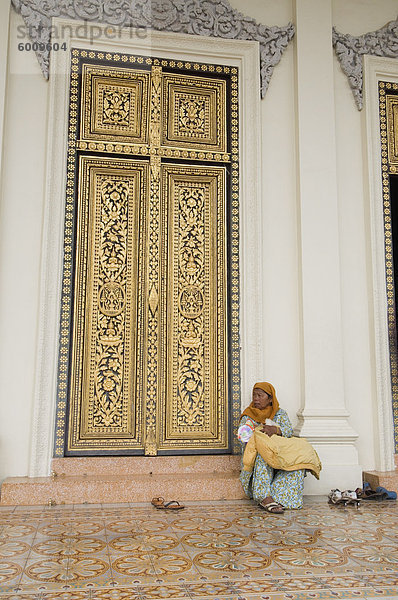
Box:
[151,498,185,510]
[151,497,165,508]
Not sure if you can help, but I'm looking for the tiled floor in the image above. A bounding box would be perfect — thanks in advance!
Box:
[0,496,397,599]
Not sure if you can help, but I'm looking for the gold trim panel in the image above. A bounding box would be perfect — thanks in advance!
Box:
[80,64,150,145]
[386,94,398,167]
[379,82,398,451]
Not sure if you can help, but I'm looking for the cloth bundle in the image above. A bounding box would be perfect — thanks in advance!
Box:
[242,427,322,479]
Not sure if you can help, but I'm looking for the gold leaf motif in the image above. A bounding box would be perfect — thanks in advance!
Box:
[148,284,159,317]
[102,90,130,125]
[179,98,206,134]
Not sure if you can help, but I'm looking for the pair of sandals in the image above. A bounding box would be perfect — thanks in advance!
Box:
[258,499,285,514]
[328,489,360,507]
[151,496,185,510]
[356,483,397,501]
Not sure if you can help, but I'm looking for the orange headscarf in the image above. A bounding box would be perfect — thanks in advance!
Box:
[240,382,280,423]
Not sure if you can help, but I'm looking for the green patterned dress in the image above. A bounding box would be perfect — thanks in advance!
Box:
[239,409,305,509]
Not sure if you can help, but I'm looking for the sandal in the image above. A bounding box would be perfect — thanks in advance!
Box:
[355,487,387,501]
[328,489,344,505]
[151,498,185,510]
[259,500,284,514]
[341,490,360,508]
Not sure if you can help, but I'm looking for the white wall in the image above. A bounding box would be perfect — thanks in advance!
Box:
[332,0,398,470]
[229,0,300,418]
[231,0,398,472]
[0,10,49,480]
[0,0,397,482]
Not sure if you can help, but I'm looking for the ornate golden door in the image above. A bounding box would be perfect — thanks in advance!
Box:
[56,49,240,456]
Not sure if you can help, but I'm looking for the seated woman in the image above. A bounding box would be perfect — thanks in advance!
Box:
[239,381,305,514]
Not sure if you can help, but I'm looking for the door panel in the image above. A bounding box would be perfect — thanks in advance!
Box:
[68,157,149,452]
[161,73,227,152]
[159,165,228,451]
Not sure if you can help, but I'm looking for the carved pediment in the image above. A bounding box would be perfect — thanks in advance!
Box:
[12,0,294,98]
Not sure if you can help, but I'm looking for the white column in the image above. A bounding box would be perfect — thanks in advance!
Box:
[294,0,362,492]
[0,1,11,178]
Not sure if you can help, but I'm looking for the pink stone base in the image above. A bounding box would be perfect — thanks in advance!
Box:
[363,469,398,492]
[0,472,244,505]
[0,455,244,505]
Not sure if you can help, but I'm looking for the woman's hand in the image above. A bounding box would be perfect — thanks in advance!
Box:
[261,424,280,436]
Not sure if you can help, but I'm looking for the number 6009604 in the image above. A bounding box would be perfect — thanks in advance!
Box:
[18,42,67,51]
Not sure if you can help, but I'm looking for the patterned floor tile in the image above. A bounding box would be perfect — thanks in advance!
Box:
[67,556,113,584]
[1,522,38,539]
[113,551,194,577]
[107,571,173,586]
[105,518,155,536]
[191,548,272,573]
[232,513,294,532]
[0,498,397,599]
[30,536,108,558]
[180,530,249,551]
[138,582,197,598]
[0,538,32,562]
[19,557,70,586]
[249,527,319,548]
[89,588,141,600]
[270,545,348,569]
[35,520,106,538]
[169,516,234,533]
[108,533,182,555]
[0,561,23,589]
[345,543,398,566]
[41,593,91,600]
[316,525,384,547]
[363,573,398,586]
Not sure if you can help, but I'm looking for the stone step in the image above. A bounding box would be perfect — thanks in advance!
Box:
[50,454,241,476]
[0,456,244,505]
[362,469,398,492]
[361,455,398,492]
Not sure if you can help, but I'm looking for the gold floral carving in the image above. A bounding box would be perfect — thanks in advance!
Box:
[178,97,206,135]
[102,90,130,126]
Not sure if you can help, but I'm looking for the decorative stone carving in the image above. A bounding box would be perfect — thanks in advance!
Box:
[11,0,294,99]
[333,16,398,110]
